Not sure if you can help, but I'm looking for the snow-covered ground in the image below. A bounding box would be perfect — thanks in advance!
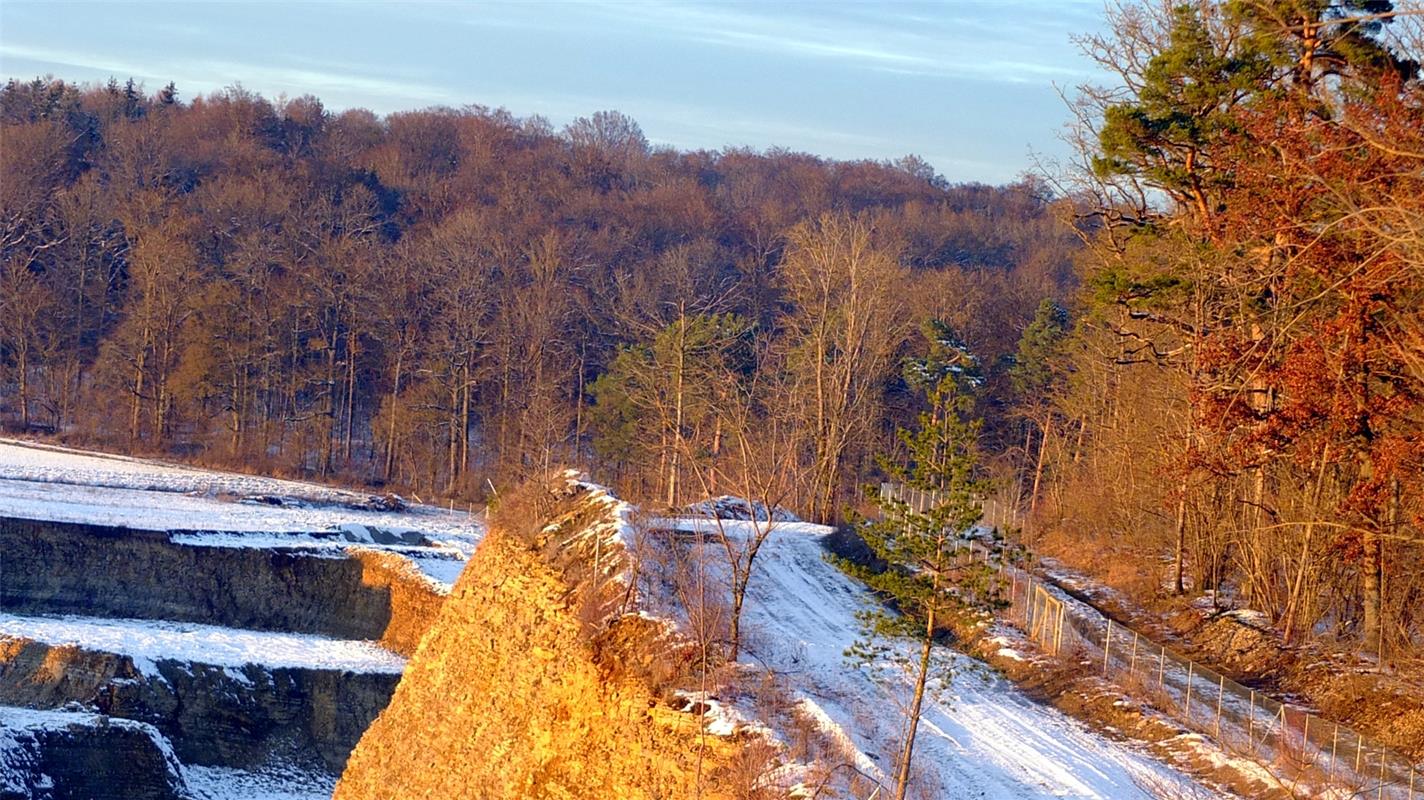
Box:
[182,763,335,800]
[0,438,483,591]
[0,613,406,676]
[665,517,1221,799]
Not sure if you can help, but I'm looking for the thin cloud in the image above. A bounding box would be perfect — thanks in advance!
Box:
[577,0,1095,84]
[0,42,457,109]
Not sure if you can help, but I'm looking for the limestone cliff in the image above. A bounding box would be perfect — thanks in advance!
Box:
[334,478,745,800]
[0,638,397,772]
[0,517,444,657]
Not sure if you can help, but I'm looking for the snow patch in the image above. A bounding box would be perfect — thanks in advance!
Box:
[182,762,335,800]
[0,613,406,675]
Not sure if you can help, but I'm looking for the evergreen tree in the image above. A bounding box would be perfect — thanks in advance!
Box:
[588,312,751,504]
[1009,299,1069,400]
[840,370,1000,800]
[1009,299,1070,518]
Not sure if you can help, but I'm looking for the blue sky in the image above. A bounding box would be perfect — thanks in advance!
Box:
[0,1,1107,183]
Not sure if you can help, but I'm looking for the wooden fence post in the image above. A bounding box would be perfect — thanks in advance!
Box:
[1158,646,1166,695]
[1378,746,1386,800]
[1249,690,1256,753]
[1329,722,1338,782]
[1215,673,1225,740]
[1103,619,1113,677]
[1184,661,1194,722]
[1056,603,1065,655]
[1027,578,1035,628]
[1276,706,1286,756]
[1130,631,1139,677]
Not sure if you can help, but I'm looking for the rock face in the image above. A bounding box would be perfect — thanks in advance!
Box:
[0,514,451,796]
[0,638,397,772]
[335,481,743,800]
[0,708,185,800]
[0,518,437,650]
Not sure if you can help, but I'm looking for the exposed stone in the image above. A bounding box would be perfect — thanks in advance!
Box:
[335,483,742,800]
[0,708,185,800]
[0,637,398,773]
[0,517,442,657]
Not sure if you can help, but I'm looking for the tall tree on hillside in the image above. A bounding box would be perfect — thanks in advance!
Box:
[94,226,197,443]
[1009,299,1069,520]
[0,261,57,430]
[841,369,996,800]
[1058,0,1423,654]
[780,213,907,524]
[590,312,750,505]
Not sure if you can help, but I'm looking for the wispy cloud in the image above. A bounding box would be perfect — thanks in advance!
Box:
[0,42,457,108]
[574,0,1097,83]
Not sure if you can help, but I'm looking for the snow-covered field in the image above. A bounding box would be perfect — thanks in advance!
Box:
[0,441,1224,798]
[0,438,479,539]
[0,438,483,591]
[667,517,1220,799]
[0,613,406,676]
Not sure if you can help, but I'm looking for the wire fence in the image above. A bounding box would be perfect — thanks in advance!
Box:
[879,483,1422,799]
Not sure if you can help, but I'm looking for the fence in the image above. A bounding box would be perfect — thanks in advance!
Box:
[878,483,1421,799]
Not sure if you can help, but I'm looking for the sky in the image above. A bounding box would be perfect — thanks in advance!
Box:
[0,1,1108,184]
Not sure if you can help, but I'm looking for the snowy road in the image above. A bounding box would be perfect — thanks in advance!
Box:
[686,519,1218,799]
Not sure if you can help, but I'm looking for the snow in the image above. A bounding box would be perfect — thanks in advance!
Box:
[0,613,406,675]
[0,705,332,800]
[673,691,769,738]
[564,472,639,550]
[0,438,483,591]
[685,495,800,522]
[0,438,479,540]
[1165,733,1289,794]
[665,517,1221,799]
[183,763,335,800]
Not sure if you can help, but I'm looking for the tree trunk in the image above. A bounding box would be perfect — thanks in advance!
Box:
[384,349,404,481]
[1172,491,1188,595]
[894,609,935,800]
[1362,527,1382,655]
[1029,416,1052,516]
[460,365,471,476]
[344,329,356,462]
[16,347,29,431]
[667,314,686,508]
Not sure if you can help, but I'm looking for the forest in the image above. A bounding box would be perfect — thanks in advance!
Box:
[1,0,1420,665]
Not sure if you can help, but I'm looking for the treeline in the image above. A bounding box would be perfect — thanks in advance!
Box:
[0,76,1074,517]
[1024,1,1424,660]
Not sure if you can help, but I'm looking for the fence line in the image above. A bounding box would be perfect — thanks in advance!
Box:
[878,483,1421,799]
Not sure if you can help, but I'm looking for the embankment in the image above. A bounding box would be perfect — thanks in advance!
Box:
[335,478,746,800]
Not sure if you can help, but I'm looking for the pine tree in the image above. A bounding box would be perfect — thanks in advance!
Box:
[840,368,1000,800]
[1010,299,1069,518]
